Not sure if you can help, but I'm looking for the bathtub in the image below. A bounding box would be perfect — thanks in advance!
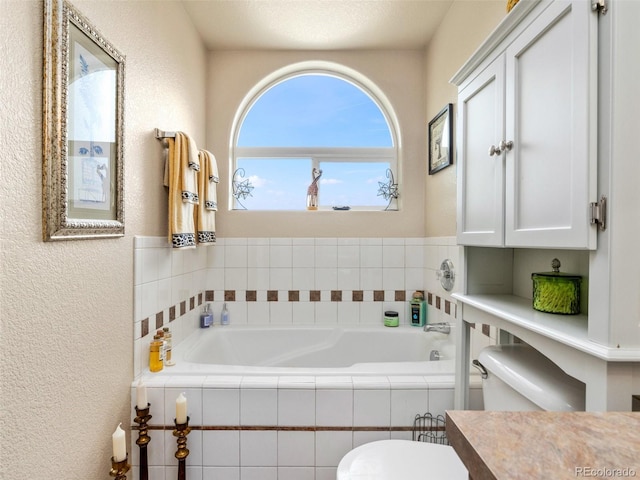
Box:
[133,324,464,477]
[162,324,455,376]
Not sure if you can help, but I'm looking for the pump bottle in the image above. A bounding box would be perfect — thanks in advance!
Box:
[221,303,230,325]
[200,304,213,328]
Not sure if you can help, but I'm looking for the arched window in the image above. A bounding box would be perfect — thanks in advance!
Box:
[231,65,399,210]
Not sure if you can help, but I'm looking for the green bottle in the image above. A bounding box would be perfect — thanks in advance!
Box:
[410,291,426,327]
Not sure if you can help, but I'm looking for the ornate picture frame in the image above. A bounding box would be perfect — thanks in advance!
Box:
[428,103,453,175]
[43,0,125,240]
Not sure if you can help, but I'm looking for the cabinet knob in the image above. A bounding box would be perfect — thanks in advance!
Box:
[499,140,514,152]
[488,145,501,156]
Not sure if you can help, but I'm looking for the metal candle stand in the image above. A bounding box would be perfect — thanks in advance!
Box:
[173,417,191,480]
[109,455,131,480]
[134,404,152,480]
[121,403,191,480]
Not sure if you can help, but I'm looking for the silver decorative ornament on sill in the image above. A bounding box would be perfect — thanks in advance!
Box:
[377,169,399,211]
[232,168,254,210]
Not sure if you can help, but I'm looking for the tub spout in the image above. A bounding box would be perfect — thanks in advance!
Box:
[423,322,450,335]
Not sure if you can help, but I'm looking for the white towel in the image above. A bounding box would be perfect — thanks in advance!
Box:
[196,149,218,245]
[165,132,199,248]
[182,133,200,204]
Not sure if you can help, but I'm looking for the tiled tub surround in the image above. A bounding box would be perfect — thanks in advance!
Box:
[133,236,463,377]
[134,236,210,376]
[130,372,482,480]
[131,236,492,479]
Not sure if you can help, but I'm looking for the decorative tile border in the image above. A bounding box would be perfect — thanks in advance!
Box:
[140,292,204,334]
[139,288,458,338]
[470,322,493,338]
[203,289,450,305]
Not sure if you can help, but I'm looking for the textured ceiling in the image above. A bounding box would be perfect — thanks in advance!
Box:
[181,0,455,50]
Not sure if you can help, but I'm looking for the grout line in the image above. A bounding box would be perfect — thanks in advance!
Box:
[133,425,444,432]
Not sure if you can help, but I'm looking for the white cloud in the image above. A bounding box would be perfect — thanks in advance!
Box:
[366,175,386,184]
[320,178,343,185]
[248,175,268,188]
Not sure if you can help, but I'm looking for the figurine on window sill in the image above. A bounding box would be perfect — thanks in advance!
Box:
[306,167,323,210]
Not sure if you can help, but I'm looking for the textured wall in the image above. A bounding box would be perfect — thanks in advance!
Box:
[0,1,206,478]
[423,1,504,237]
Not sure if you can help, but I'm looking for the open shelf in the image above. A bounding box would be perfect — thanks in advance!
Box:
[453,293,640,361]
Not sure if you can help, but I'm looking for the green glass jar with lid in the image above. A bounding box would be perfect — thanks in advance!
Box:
[531,258,581,315]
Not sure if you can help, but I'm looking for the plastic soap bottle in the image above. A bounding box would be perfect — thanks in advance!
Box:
[149,334,164,372]
[221,303,230,325]
[200,304,213,328]
[409,291,427,327]
[163,326,174,366]
[156,329,166,361]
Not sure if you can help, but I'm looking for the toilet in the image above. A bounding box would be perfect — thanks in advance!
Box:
[337,344,585,479]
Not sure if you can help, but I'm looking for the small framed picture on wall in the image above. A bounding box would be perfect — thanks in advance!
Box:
[428,103,453,175]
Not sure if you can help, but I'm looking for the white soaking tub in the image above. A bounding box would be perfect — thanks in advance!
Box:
[161,324,455,376]
[133,324,462,476]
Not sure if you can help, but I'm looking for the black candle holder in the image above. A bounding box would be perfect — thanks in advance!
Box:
[173,417,191,480]
[134,403,152,480]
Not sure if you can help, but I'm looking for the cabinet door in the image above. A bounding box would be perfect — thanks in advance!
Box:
[457,57,506,246]
[504,0,598,249]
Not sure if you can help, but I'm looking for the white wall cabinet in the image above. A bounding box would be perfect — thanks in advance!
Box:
[451,0,640,412]
[455,0,598,250]
[457,57,505,246]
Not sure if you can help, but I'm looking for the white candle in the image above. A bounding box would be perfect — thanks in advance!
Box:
[112,423,127,462]
[176,392,187,424]
[136,379,148,409]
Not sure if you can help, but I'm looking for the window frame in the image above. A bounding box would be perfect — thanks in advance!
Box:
[230,64,400,211]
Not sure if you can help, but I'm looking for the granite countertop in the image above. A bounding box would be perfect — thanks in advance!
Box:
[446,410,640,480]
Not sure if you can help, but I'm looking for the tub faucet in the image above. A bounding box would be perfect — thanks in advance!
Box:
[423,322,451,335]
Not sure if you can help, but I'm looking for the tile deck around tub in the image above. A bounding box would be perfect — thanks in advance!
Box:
[129,373,477,478]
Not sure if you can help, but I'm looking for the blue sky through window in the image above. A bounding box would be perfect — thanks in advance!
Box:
[235,158,311,210]
[235,74,394,209]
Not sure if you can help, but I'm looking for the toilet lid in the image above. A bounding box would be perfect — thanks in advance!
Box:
[337,439,468,480]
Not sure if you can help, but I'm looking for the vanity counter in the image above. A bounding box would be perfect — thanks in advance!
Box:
[446,410,640,480]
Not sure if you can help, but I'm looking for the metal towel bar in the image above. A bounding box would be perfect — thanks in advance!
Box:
[154,128,176,139]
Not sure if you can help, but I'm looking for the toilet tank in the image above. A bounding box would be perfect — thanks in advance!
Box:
[477,344,585,412]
